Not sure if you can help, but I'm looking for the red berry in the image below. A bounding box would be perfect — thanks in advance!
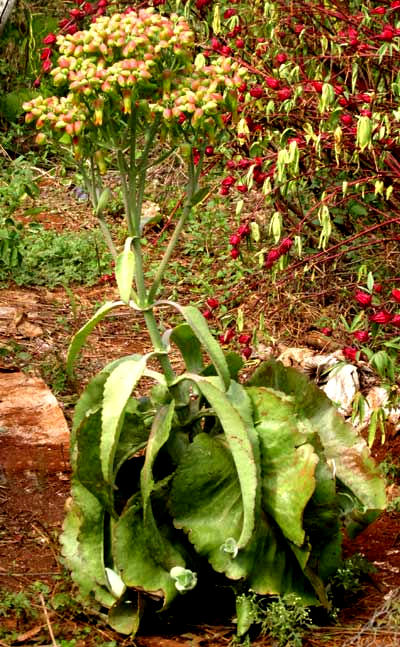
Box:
[205,145,214,156]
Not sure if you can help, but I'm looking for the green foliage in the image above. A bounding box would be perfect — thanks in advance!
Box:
[0,589,36,620]
[61,349,386,637]
[254,593,313,647]
[0,226,112,287]
[330,553,376,599]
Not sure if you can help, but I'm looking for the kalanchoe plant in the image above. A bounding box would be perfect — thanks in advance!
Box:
[24,6,386,639]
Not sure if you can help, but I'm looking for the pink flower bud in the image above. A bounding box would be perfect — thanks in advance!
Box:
[40,47,53,60]
[237,223,250,236]
[224,8,236,18]
[355,290,372,306]
[265,248,281,268]
[42,59,53,73]
[230,248,240,259]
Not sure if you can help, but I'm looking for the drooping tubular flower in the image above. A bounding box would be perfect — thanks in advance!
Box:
[23,8,246,160]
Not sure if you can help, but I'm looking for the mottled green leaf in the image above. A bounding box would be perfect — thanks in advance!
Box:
[247,386,318,547]
[113,496,178,606]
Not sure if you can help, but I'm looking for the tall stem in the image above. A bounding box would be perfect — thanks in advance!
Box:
[148,154,198,303]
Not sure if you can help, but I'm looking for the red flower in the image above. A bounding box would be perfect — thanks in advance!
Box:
[278,237,293,253]
[355,290,372,306]
[242,346,252,359]
[178,113,186,124]
[192,148,200,165]
[373,283,383,293]
[229,234,241,246]
[265,248,281,268]
[391,288,400,303]
[230,248,240,259]
[220,186,230,196]
[66,23,78,35]
[277,87,292,101]
[205,145,214,156]
[222,176,236,188]
[40,47,53,60]
[338,97,349,107]
[360,109,372,117]
[275,53,288,65]
[370,6,386,14]
[42,59,53,72]
[206,298,219,310]
[250,86,264,99]
[311,80,323,93]
[220,45,233,56]
[266,77,280,90]
[219,329,235,344]
[236,184,248,193]
[203,309,213,320]
[238,333,252,345]
[391,314,400,327]
[341,113,353,126]
[43,33,57,45]
[369,310,393,324]
[237,223,250,236]
[353,330,369,342]
[235,38,245,48]
[343,346,358,361]
[356,93,372,103]
[224,8,236,18]
[33,77,41,88]
[321,327,332,336]
[391,0,400,8]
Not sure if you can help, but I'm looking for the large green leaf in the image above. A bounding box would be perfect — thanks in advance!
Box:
[66,300,123,377]
[169,433,317,603]
[108,595,143,636]
[163,302,230,389]
[60,480,115,608]
[247,386,318,547]
[247,360,386,516]
[191,376,258,550]
[113,496,178,606]
[140,401,185,571]
[101,356,148,483]
[168,323,204,373]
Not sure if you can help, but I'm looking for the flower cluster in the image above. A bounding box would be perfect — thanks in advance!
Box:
[228,222,250,259]
[23,8,246,155]
[37,1,108,81]
[354,286,400,328]
[264,237,293,269]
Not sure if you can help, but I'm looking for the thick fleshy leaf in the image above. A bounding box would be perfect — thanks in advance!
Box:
[247,386,319,547]
[140,401,184,571]
[170,433,317,603]
[113,399,151,476]
[115,237,136,304]
[71,372,109,467]
[247,360,386,517]
[113,496,178,606]
[163,302,230,389]
[66,301,123,377]
[191,376,258,550]
[108,595,143,635]
[168,324,204,373]
[60,480,115,608]
[101,356,147,483]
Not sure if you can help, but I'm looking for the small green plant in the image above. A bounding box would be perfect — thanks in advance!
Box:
[330,553,376,599]
[236,592,313,647]
[0,589,37,620]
